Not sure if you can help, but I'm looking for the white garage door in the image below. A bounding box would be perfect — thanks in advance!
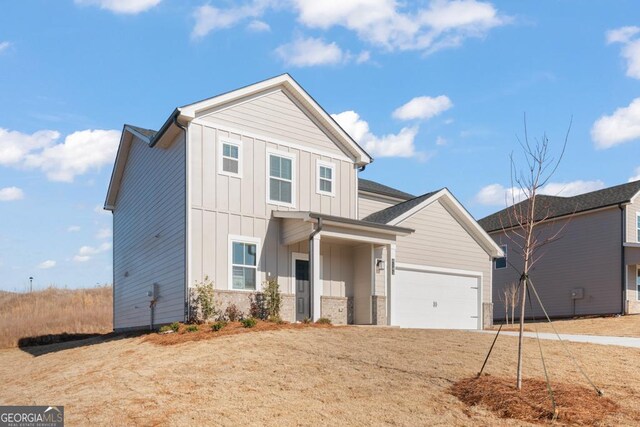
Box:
[392,267,480,329]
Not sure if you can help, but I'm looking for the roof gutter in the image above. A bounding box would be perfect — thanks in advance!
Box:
[149,108,181,148]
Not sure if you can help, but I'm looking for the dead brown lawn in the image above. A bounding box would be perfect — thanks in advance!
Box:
[494,314,640,337]
[1,327,639,426]
[0,286,112,348]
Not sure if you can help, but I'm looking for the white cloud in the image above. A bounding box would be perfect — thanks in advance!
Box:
[0,187,24,202]
[630,167,640,182]
[247,20,271,32]
[67,225,81,232]
[606,26,640,79]
[474,180,606,206]
[96,227,113,239]
[392,95,453,121]
[37,260,56,269]
[75,0,160,14]
[356,50,371,64]
[192,0,508,56]
[73,242,111,262]
[275,36,348,67]
[591,98,640,149]
[332,110,420,158]
[192,3,268,38]
[0,128,120,182]
[0,41,11,53]
[435,136,448,146]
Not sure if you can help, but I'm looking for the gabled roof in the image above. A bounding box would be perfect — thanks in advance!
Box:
[358,178,415,200]
[364,188,503,257]
[478,180,640,233]
[105,74,374,210]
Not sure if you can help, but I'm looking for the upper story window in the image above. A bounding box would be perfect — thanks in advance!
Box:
[316,161,335,196]
[268,151,295,206]
[219,139,241,177]
[636,213,640,242]
[495,244,507,270]
[230,236,259,291]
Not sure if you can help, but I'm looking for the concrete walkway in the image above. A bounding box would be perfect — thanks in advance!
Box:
[476,330,640,349]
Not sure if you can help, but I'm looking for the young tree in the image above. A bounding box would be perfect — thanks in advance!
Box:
[499,117,571,390]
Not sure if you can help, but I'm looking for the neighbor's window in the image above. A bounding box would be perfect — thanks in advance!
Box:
[231,241,257,290]
[495,244,507,269]
[269,153,294,205]
[636,213,640,242]
[637,267,640,301]
[317,161,335,196]
[220,140,241,176]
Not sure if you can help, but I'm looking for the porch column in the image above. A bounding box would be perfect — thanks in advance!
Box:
[386,243,396,326]
[310,233,322,321]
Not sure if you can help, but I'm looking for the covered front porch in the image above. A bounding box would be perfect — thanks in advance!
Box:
[624,245,640,313]
[274,211,413,324]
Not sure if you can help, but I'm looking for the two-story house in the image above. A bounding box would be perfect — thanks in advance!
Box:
[104,74,502,331]
[479,181,640,320]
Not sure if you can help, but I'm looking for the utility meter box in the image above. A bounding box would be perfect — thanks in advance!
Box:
[570,288,584,299]
[147,283,159,301]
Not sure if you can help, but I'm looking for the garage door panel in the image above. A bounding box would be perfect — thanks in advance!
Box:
[392,268,479,329]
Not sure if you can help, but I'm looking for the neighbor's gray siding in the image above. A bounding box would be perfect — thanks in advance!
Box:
[112,133,186,330]
[394,199,493,303]
[358,194,398,219]
[491,207,623,320]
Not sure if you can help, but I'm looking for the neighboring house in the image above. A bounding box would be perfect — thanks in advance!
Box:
[478,181,640,320]
[104,74,502,331]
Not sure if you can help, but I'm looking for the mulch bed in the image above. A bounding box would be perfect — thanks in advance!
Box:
[450,375,620,425]
[143,320,334,346]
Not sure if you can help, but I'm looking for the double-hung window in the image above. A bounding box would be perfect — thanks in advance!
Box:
[636,213,640,242]
[495,244,507,269]
[268,152,294,206]
[219,139,241,177]
[317,161,335,196]
[231,238,258,291]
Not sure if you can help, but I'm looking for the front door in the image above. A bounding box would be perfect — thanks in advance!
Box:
[295,259,310,321]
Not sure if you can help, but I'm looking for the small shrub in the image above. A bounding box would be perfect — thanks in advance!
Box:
[302,317,311,324]
[189,276,218,324]
[224,304,243,322]
[270,315,284,324]
[186,325,198,333]
[316,317,332,325]
[263,279,282,320]
[169,322,180,332]
[158,325,173,333]
[249,293,267,320]
[241,317,257,328]
[211,321,227,332]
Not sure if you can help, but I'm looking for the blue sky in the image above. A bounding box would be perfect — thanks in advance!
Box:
[1,0,640,291]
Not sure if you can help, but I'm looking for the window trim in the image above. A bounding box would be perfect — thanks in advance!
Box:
[316,160,336,197]
[228,235,261,292]
[266,149,296,208]
[636,212,640,243]
[218,138,242,178]
[636,266,640,301]
[495,244,507,270]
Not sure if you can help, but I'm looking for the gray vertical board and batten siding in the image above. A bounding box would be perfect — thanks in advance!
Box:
[112,133,186,330]
[394,199,493,304]
[189,88,358,294]
[490,207,623,320]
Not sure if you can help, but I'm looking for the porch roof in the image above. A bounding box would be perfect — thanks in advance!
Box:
[273,211,413,245]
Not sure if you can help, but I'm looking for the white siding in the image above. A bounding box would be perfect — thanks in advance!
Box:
[626,197,640,243]
[394,200,492,304]
[491,207,623,319]
[112,133,186,330]
[358,195,398,219]
[188,90,359,296]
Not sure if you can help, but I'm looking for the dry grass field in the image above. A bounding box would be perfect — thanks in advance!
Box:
[0,286,112,348]
[1,326,639,426]
[495,315,640,337]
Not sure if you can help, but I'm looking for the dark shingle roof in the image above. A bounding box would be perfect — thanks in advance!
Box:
[363,190,442,224]
[358,178,415,200]
[478,180,640,233]
[126,124,157,139]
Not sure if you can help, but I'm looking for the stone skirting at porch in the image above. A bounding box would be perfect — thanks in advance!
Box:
[213,290,295,322]
[483,302,493,329]
[626,299,640,314]
[372,296,386,325]
[320,296,350,325]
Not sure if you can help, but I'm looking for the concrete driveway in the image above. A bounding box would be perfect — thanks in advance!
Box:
[477,330,640,349]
